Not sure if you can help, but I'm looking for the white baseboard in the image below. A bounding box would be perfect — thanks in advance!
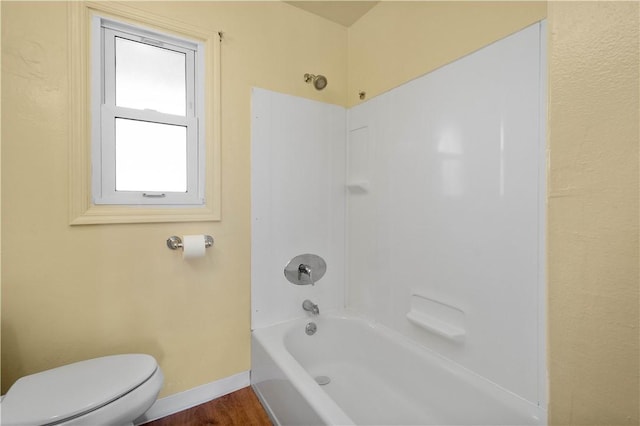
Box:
[135,370,250,424]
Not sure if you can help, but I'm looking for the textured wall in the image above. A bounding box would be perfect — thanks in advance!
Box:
[1,1,347,397]
[547,2,639,424]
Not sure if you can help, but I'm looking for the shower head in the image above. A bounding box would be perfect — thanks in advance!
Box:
[314,75,327,90]
[304,73,328,91]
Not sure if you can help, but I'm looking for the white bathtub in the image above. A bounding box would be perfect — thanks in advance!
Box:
[251,313,545,426]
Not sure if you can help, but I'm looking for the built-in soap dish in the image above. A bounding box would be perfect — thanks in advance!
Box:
[406,294,465,343]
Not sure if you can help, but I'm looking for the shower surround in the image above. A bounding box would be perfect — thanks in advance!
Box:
[251,22,546,425]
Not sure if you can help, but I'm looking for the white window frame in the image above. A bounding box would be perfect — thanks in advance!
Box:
[91,16,206,206]
[68,2,221,225]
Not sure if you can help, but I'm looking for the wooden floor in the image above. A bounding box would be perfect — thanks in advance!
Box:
[145,387,272,426]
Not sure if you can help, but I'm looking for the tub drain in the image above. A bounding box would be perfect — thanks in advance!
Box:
[314,375,331,385]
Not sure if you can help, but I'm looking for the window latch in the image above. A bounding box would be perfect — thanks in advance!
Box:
[142,193,166,198]
[140,37,164,47]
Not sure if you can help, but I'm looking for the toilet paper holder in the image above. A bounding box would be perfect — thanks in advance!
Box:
[166,235,214,250]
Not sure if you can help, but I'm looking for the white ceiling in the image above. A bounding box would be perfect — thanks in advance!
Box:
[285,1,378,27]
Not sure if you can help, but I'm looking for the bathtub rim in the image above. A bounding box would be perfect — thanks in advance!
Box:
[252,313,355,425]
[252,310,546,425]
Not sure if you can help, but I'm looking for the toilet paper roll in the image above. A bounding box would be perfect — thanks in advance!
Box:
[182,235,207,259]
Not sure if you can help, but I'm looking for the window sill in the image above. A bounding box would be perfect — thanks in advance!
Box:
[70,204,219,225]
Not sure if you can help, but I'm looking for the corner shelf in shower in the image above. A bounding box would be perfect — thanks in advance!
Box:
[346,181,370,193]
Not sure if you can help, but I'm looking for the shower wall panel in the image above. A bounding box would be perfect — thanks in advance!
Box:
[251,88,346,329]
[346,23,546,406]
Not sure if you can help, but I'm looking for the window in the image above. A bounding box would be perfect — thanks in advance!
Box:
[69,3,220,224]
[92,17,205,206]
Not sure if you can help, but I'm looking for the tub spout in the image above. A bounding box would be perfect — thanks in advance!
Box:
[302,299,319,315]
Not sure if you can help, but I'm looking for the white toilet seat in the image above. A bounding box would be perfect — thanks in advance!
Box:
[1,354,163,426]
[53,367,164,426]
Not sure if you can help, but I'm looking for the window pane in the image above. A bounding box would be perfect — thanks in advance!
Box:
[116,37,186,116]
[115,119,187,192]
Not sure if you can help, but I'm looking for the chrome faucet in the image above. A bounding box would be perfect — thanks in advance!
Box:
[302,299,319,315]
[298,264,314,286]
[284,254,326,286]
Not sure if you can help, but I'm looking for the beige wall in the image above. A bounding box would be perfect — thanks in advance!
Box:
[547,1,639,424]
[3,1,638,422]
[1,1,346,396]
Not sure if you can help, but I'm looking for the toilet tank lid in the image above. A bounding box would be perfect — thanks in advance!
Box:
[1,354,158,426]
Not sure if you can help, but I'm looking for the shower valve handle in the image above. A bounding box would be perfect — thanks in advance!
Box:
[298,264,313,283]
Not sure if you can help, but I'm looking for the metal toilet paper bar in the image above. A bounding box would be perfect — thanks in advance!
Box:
[166,235,214,250]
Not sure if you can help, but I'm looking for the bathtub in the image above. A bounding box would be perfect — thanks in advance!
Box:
[251,313,545,426]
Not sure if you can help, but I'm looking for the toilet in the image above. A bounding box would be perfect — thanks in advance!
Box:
[1,354,163,426]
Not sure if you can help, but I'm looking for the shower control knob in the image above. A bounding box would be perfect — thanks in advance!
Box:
[284,254,326,286]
